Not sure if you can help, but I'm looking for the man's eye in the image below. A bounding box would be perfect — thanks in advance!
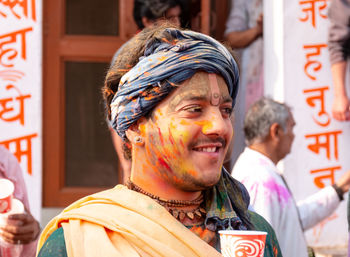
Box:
[222,107,233,116]
[183,106,202,113]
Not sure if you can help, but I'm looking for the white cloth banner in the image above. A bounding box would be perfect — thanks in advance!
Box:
[265,0,350,252]
[0,0,42,221]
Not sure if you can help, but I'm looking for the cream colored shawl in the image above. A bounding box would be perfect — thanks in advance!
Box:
[37,185,222,257]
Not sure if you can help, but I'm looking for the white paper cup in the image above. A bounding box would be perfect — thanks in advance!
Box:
[219,230,267,257]
[0,199,24,257]
[6,199,24,215]
[0,179,14,214]
[0,199,24,227]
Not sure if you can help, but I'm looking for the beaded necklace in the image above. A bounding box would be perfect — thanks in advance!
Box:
[127,181,207,221]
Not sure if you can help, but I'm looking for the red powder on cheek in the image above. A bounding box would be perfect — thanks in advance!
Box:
[163,148,176,159]
[158,127,164,146]
[179,139,185,149]
[158,157,173,173]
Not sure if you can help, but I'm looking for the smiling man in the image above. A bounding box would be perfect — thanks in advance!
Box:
[36,25,282,257]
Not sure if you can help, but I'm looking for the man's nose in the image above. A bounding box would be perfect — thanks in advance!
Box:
[202,110,230,136]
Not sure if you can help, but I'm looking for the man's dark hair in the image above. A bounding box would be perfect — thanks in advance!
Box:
[133,0,181,29]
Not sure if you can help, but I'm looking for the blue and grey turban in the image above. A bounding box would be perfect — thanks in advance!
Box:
[110,28,240,139]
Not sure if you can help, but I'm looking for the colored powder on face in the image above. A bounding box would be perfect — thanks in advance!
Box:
[139,124,146,137]
[166,128,181,156]
[157,127,164,146]
[179,139,185,148]
[179,119,190,126]
[158,157,172,173]
[157,109,164,117]
[186,169,197,177]
[194,120,213,133]
[162,146,176,159]
[169,121,190,149]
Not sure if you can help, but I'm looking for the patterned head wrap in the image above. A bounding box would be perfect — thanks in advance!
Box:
[110,28,239,139]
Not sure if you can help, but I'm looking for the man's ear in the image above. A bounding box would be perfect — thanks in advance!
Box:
[269,123,280,140]
[125,117,147,146]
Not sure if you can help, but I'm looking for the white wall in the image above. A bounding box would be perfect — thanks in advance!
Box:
[0,0,43,220]
[265,0,349,255]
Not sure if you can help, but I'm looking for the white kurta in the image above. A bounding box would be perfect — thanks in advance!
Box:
[225,0,264,110]
[232,147,340,257]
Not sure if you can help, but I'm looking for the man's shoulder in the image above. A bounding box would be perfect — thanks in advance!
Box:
[233,157,274,180]
[233,149,276,175]
[37,227,67,257]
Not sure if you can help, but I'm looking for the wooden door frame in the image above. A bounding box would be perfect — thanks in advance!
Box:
[43,0,135,206]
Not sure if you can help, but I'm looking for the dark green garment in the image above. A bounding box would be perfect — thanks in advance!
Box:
[37,227,67,257]
[37,211,282,257]
[249,211,282,257]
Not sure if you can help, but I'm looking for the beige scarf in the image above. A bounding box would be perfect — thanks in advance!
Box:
[37,185,222,257]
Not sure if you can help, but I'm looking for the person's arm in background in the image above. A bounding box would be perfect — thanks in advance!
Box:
[224,0,263,49]
[328,0,350,121]
[0,146,40,246]
[0,212,40,244]
[331,61,349,121]
[297,169,350,231]
[225,13,263,49]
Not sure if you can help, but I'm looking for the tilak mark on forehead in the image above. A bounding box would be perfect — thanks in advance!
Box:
[208,73,220,106]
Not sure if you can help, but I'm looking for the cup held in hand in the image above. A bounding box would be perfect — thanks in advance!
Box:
[219,230,267,257]
[0,179,14,214]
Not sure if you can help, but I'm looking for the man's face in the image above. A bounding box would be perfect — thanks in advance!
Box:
[277,112,296,160]
[141,72,233,191]
[147,5,181,28]
[164,5,181,27]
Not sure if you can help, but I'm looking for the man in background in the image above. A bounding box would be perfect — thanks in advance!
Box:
[232,97,350,257]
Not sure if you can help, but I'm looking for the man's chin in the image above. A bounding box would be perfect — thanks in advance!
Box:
[182,176,221,191]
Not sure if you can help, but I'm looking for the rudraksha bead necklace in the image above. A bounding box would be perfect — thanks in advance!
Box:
[127,181,206,221]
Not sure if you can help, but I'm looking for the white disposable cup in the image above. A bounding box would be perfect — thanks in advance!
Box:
[0,179,14,214]
[219,230,267,257]
[0,199,25,257]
